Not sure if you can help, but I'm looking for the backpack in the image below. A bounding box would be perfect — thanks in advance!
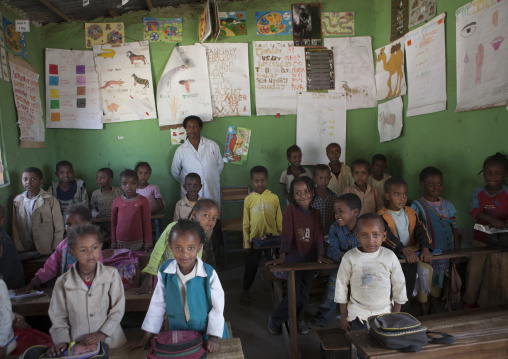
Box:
[147,331,207,359]
[368,312,454,352]
[20,342,108,359]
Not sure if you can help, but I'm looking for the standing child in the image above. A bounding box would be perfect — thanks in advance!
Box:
[335,213,407,332]
[241,166,282,306]
[367,154,392,199]
[411,167,460,315]
[344,159,384,215]
[0,205,24,289]
[135,162,165,214]
[111,169,152,251]
[47,224,126,356]
[91,168,122,219]
[308,194,362,329]
[280,145,312,204]
[326,143,353,196]
[173,173,202,221]
[311,164,338,236]
[463,152,508,308]
[13,167,64,257]
[267,177,333,335]
[130,220,229,354]
[49,161,88,215]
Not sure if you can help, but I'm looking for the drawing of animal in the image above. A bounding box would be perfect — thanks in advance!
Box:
[96,48,116,59]
[132,74,149,89]
[377,43,404,98]
[126,51,147,65]
[100,80,124,89]
[380,113,396,128]
[105,100,119,113]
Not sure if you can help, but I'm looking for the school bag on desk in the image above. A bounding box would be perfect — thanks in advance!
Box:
[20,342,109,359]
[147,331,207,359]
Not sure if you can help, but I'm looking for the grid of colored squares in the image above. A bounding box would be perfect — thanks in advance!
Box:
[49,64,87,121]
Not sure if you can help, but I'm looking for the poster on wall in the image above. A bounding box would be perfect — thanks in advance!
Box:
[297,92,347,165]
[322,12,355,36]
[171,126,186,145]
[256,11,292,36]
[456,0,508,112]
[252,41,306,116]
[45,48,103,129]
[85,22,124,48]
[3,17,27,59]
[223,126,251,165]
[391,0,408,42]
[157,44,213,127]
[219,11,247,36]
[378,96,403,143]
[198,0,212,43]
[143,17,182,42]
[375,39,407,100]
[305,48,334,91]
[94,41,157,123]
[292,3,322,46]
[8,53,45,148]
[409,0,437,28]
[203,43,251,117]
[325,36,377,109]
[405,13,446,117]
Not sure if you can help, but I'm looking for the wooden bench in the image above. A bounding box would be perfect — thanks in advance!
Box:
[316,328,349,359]
[261,268,284,306]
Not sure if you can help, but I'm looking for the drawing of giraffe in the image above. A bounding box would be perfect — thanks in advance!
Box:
[377,43,404,98]
[132,74,149,89]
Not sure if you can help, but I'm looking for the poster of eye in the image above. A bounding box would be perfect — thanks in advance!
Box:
[219,11,247,36]
[322,12,355,36]
[305,48,334,91]
[223,126,251,165]
[375,39,407,100]
[171,126,186,145]
[85,22,124,48]
[253,41,306,115]
[292,3,322,46]
[378,96,403,143]
[93,41,157,123]
[3,17,27,59]
[325,36,377,109]
[256,11,293,35]
[456,0,508,112]
[203,43,251,117]
[409,0,437,28]
[405,13,446,117]
[143,18,182,42]
[45,48,103,129]
[157,44,213,126]
[296,92,347,165]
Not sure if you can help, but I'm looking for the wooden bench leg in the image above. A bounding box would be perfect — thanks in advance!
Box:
[222,231,228,270]
[320,344,333,359]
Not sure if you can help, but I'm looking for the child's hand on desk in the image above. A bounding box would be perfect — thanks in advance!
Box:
[135,275,153,295]
[15,280,36,295]
[205,336,220,353]
[401,248,418,263]
[47,342,68,357]
[81,332,106,345]
[128,331,153,351]
[490,218,505,228]
[420,248,433,263]
[340,316,351,331]
[265,257,284,266]
[317,256,333,264]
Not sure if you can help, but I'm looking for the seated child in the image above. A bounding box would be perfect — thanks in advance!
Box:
[137,199,220,294]
[378,178,433,308]
[367,154,392,199]
[280,145,312,204]
[335,213,407,332]
[267,177,333,335]
[311,164,338,236]
[0,205,24,289]
[47,224,126,356]
[111,169,152,251]
[90,168,122,219]
[173,173,202,221]
[411,167,460,315]
[13,167,64,257]
[308,194,361,329]
[131,220,229,353]
[49,161,88,215]
[135,162,165,214]
[16,204,103,295]
[344,159,384,215]
[240,166,282,306]
[326,143,354,196]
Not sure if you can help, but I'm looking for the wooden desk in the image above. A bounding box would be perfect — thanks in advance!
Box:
[91,213,165,239]
[346,305,508,358]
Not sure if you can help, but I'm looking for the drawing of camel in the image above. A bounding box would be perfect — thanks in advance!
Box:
[105,100,119,113]
[377,43,404,98]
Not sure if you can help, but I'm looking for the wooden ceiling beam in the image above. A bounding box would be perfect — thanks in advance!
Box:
[146,0,154,11]
[39,0,71,22]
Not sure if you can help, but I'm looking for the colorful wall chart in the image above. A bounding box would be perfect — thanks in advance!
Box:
[85,22,124,48]
[256,11,292,36]
[45,49,103,129]
[171,126,186,145]
[199,0,212,43]
[253,41,306,115]
[3,17,27,59]
[94,41,157,123]
[405,13,446,117]
[223,126,251,165]
[456,0,508,112]
[322,12,355,36]
[143,18,182,42]
[305,48,334,91]
[378,96,403,143]
[409,0,437,28]
[203,43,251,117]
[375,39,407,100]
[219,11,247,36]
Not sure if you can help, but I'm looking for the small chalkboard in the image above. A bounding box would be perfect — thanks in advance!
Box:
[305,47,334,91]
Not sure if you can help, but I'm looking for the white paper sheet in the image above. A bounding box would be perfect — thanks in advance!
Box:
[405,13,447,117]
[296,92,347,165]
[456,0,508,112]
[378,97,403,143]
[325,36,377,110]
[203,43,251,117]
[375,39,407,101]
[253,41,306,116]
[157,44,213,126]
